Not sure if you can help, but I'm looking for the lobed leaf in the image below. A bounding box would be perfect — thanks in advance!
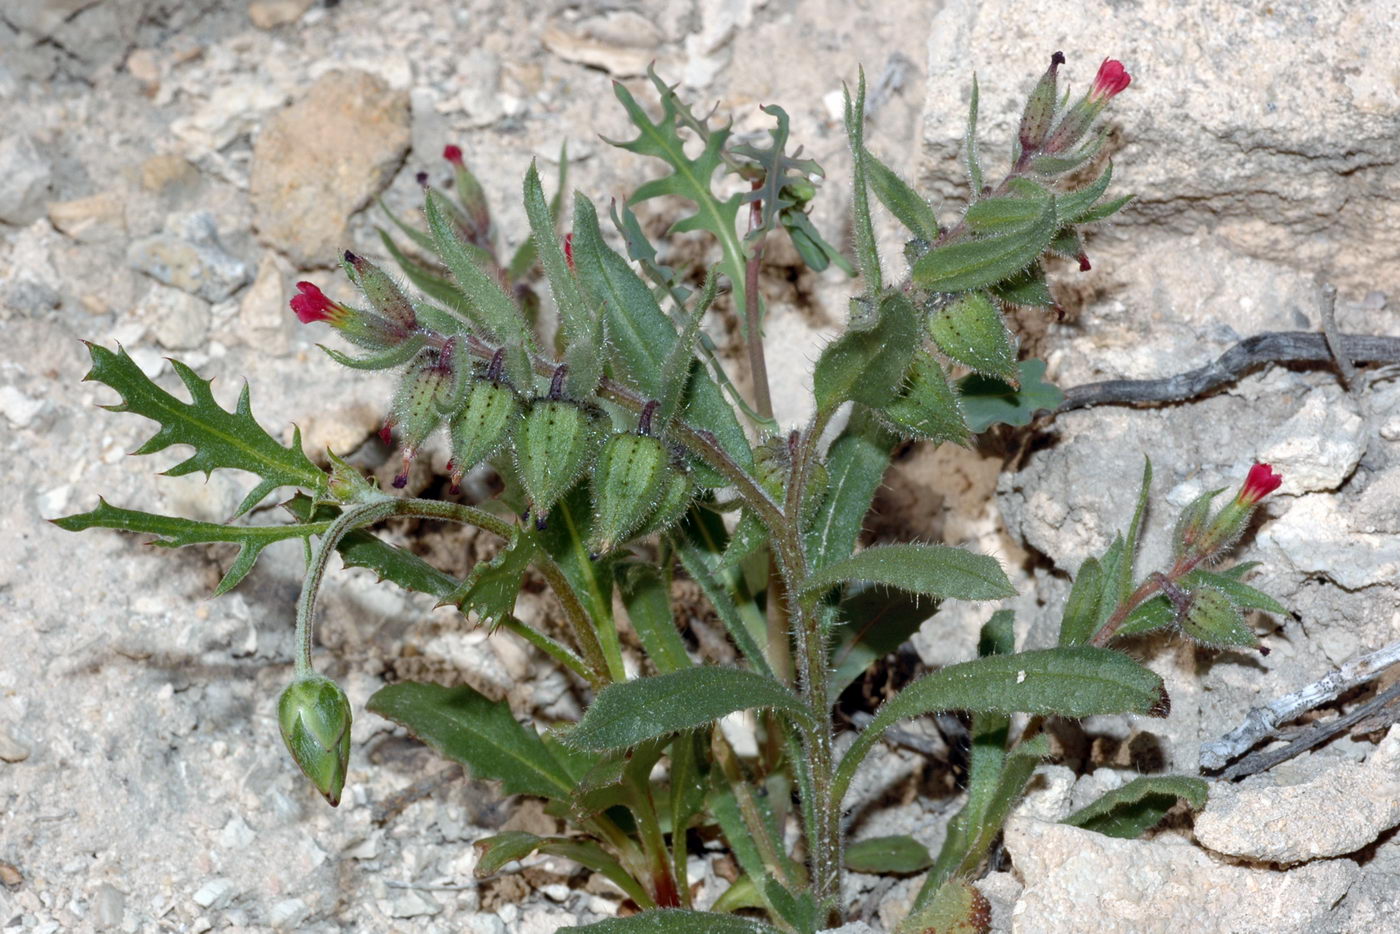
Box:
[79,343,325,515]
[566,667,809,752]
[957,358,1063,432]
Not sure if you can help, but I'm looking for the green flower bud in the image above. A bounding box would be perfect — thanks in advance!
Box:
[1017,51,1064,155]
[326,449,385,504]
[633,466,696,540]
[278,675,352,807]
[1171,488,1224,559]
[448,351,520,492]
[342,251,417,333]
[513,366,602,526]
[388,345,458,488]
[590,413,670,554]
[1180,586,1258,650]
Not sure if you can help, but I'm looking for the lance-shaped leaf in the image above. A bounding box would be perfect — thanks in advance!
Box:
[80,343,325,515]
[1063,775,1209,838]
[964,75,984,195]
[1056,161,1116,225]
[964,178,1053,234]
[957,358,1063,432]
[618,563,692,674]
[1183,567,1287,615]
[1058,556,1104,646]
[862,144,940,243]
[559,911,782,934]
[801,543,1015,603]
[813,291,920,414]
[566,668,810,753]
[843,70,882,291]
[835,647,1168,805]
[53,499,329,595]
[508,142,569,283]
[846,835,933,874]
[425,189,535,387]
[526,163,600,395]
[929,291,1020,384]
[914,194,1057,293]
[804,410,893,571]
[366,681,575,800]
[1181,586,1259,649]
[1075,193,1133,224]
[571,196,752,481]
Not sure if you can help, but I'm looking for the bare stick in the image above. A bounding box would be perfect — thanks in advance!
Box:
[1220,680,1400,781]
[1316,284,1358,393]
[1199,637,1400,771]
[1058,331,1400,412]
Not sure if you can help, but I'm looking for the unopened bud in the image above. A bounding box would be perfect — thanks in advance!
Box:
[1194,463,1282,559]
[442,143,492,246]
[343,251,417,333]
[1018,51,1064,154]
[278,675,352,807]
[589,426,670,554]
[290,281,409,351]
[513,370,602,524]
[1043,58,1132,155]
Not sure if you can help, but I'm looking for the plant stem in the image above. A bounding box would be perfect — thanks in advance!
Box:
[744,194,774,422]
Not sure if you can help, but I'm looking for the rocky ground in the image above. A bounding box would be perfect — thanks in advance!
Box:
[1,0,1398,932]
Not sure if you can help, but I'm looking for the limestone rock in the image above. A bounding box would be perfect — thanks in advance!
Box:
[247,0,315,30]
[1004,817,1357,933]
[1195,725,1400,863]
[127,211,251,302]
[541,12,668,78]
[0,134,52,226]
[1258,386,1364,494]
[922,0,1400,294]
[250,70,410,268]
[48,192,127,243]
[1259,493,1400,591]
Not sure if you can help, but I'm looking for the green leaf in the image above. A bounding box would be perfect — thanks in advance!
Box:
[657,269,718,432]
[425,189,535,386]
[913,194,1057,293]
[476,830,654,908]
[567,668,809,752]
[1181,586,1258,649]
[991,264,1055,308]
[804,410,894,571]
[526,166,599,395]
[829,586,932,702]
[879,352,971,446]
[843,70,881,291]
[571,195,751,481]
[835,647,1168,805]
[608,70,750,321]
[443,530,536,628]
[559,910,782,934]
[1116,594,1175,638]
[619,563,692,674]
[896,879,991,934]
[963,178,1053,234]
[964,75,984,196]
[79,344,325,515]
[1064,775,1209,838]
[1056,162,1116,225]
[53,498,327,595]
[863,145,940,244]
[732,104,822,240]
[1183,569,1287,615]
[508,142,569,283]
[846,835,933,874]
[366,681,575,800]
[929,291,1019,383]
[801,543,1015,602]
[813,291,920,413]
[474,831,548,876]
[1075,193,1133,224]
[957,358,1063,432]
[1058,556,1104,647]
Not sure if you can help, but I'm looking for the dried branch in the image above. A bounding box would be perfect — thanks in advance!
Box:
[1199,638,1400,772]
[1058,331,1400,412]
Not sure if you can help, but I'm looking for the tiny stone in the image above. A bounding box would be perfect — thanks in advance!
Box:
[386,889,441,918]
[541,883,570,902]
[48,193,126,243]
[92,883,124,929]
[0,859,22,887]
[268,898,308,929]
[127,212,250,303]
[125,48,160,89]
[191,877,234,909]
[0,133,52,225]
[0,387,44,430]
[0,728,31,763]
[247,0,316,29]
[461,913,506,934]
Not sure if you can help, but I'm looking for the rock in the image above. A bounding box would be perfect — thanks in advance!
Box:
[247,0,315,29]
[238,252,295,352]
[461,913,506,934]
[91,883,124,929]
[1258,387,1364,493]
[975,871,1022,934]
[191,877,235,909]
[144,284,211,350]
[0,728,31,762]
[250,70,410,268]
[47,192,126,243]
[452,49,505,128]
[171,80,289,155]
[267,897,308,929]
[1259,493,1400,591]
[682,0,765,88]
[0,860,21,888]
[140,154,201,196]
[0,133,52,226]
[819,923,877,934]
[125,48,160,93]
[0,387,44,430]
[386,889,440,918]
[1194,725,1400,863]
[541,12,667,78]
[1003,817,1357,933]
[127,211,251,302]
[921,0,1400,295]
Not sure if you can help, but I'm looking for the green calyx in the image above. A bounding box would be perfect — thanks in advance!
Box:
[449,377,520,489]
[590,429,671,554]
[278,674,353,807]
[514,368,602,525]
[343,250,417,333]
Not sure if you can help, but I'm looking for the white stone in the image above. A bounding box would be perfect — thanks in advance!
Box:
[1260,494,1400,591]
[0,134,52,225]
[1258,388,1364,493]
[0,386,43,429]
[1004,817,1357,933]
[190,877,234,909]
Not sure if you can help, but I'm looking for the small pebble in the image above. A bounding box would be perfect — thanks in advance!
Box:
[0,859,22,887]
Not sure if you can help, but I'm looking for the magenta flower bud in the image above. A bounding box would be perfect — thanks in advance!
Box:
[1235,462,1283,507]
[441,143,491,246]
[1088,58,1132,103]
[443,144,464,166]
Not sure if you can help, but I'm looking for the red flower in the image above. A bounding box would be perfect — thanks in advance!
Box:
[443,144,464,166]
[1237,463,1283,506]
[1089,59,1131,102]
[290,282,344,324]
